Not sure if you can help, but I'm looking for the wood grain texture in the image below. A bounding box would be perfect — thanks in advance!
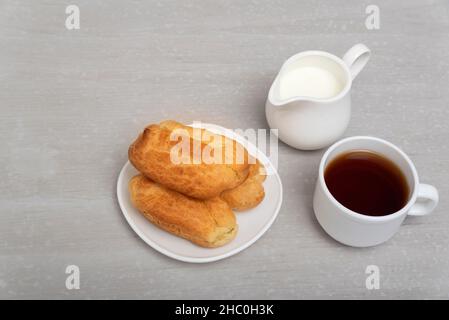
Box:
[0,0,448,299]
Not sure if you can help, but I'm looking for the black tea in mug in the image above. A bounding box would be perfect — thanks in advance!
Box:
[324,150,409,216]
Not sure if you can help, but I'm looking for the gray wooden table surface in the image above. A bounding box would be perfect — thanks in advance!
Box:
[1,0,448,299]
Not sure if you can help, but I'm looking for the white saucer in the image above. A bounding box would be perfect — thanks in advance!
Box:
[117,123,283,263]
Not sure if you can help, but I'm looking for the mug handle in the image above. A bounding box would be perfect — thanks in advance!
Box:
[342,43,371,80]
[408,183,439,216]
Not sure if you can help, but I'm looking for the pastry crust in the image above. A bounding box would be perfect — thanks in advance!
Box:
[129,120,251,199]
[129,175,238,248]
[221,161,266,211]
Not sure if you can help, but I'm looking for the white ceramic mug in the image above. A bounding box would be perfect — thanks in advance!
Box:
[265,44,371,150]
[313,136,439,247]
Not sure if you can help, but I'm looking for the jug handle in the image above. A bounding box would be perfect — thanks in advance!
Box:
[342,43,371,80]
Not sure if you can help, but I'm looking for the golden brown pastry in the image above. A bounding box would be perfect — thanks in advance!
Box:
[129,174,238,248]
[129,120,251,199]
[221,161,266,211]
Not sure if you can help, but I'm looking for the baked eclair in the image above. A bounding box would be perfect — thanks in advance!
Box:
[129,175,237,248]
[129,120,252,199]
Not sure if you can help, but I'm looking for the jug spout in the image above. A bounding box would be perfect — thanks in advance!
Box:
[266,75,311,109]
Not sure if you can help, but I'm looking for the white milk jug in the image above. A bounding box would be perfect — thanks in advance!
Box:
[266,44,371,150]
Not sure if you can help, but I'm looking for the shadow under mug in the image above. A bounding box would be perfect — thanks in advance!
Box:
[313,136,439,247]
